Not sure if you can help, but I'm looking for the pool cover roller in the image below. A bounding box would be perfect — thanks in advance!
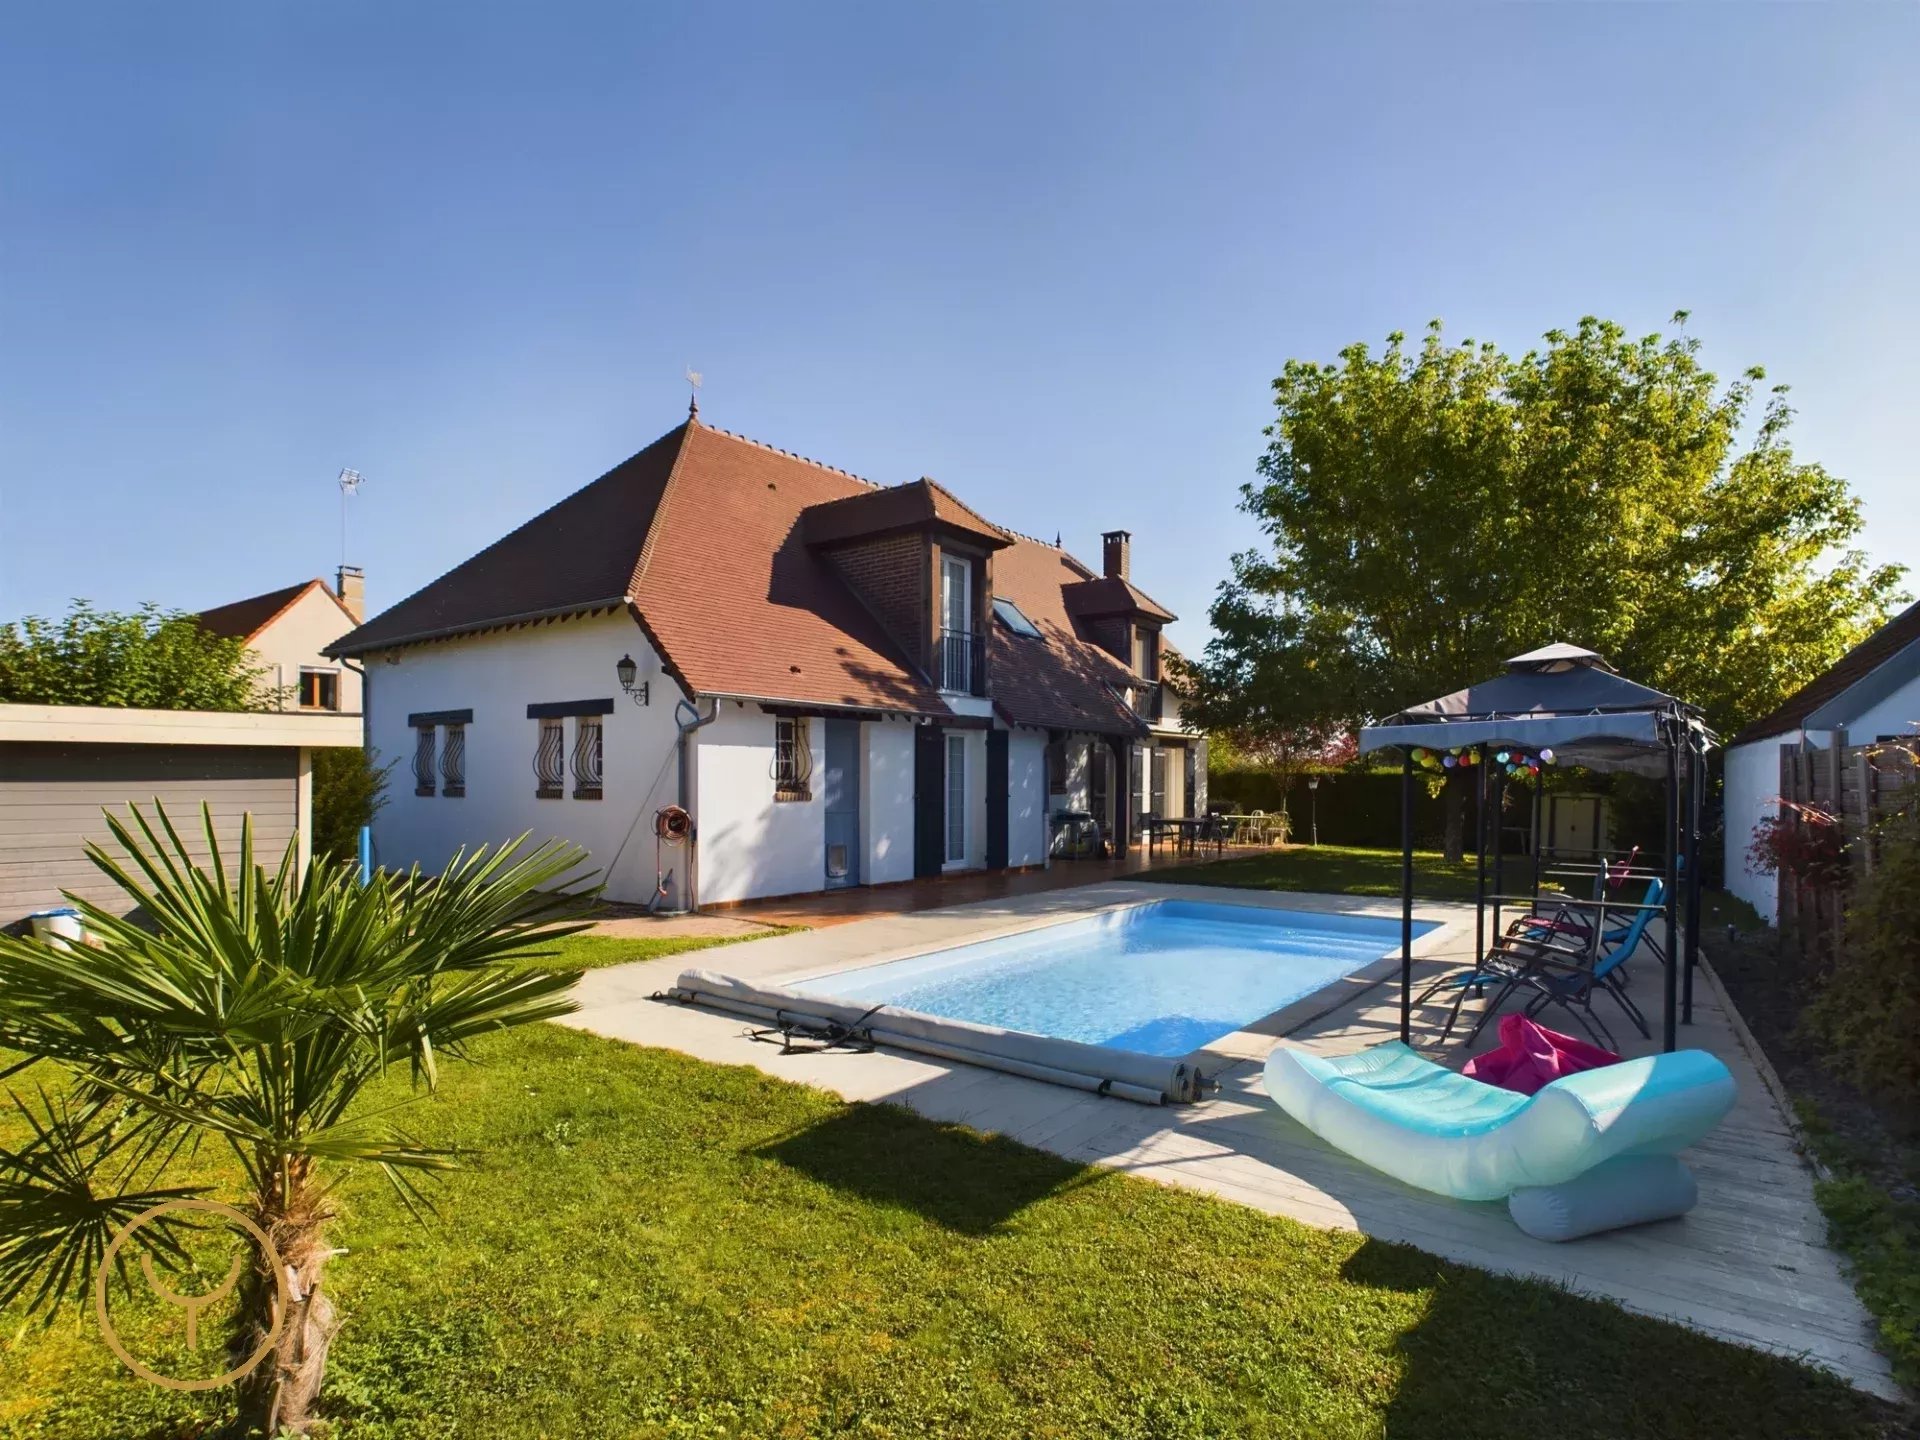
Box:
[1263,1040,1734,1202]
[671,969,1206,1103]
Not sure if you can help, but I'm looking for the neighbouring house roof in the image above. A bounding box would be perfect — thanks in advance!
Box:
[1729,601,1920,747]
[1060,575,1177,623]
[802,476,1010,550]
[196,578,355,643]
[329,415,1168,735]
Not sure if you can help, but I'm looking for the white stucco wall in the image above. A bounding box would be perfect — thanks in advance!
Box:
[365,614,1057,905]
[862,718,916,887]
[364,612,683,905]
[1842,676,1920,744]
[254,586,363,714]
[1007,728,1048,867]
[1722,737,1782,924]
[694,703,829,905]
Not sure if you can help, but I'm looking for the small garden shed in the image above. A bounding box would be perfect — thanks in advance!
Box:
[0,703,361,926]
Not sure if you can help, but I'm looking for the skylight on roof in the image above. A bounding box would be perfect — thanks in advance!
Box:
[993,596,1042,638]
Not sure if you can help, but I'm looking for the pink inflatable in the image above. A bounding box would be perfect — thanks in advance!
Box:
[1463,1014,1622,1096]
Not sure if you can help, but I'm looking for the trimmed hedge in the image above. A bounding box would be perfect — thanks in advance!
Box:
[1207,768,1460,850]
[1208,766,1689,862]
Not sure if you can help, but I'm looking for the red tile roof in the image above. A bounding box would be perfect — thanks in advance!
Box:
[331,417,1164,736]
[989,536,1145,735]
[1730,600,1920,745]
[803,476,1010,550]
[327,428,682,653]
[197,578,354,641]
[1061,575,1177,623]
[632,424,949,715]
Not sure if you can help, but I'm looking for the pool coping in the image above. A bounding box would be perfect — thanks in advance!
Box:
[688,884,1470,1083]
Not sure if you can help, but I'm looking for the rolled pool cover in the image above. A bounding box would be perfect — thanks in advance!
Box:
[669,968,1205,1104]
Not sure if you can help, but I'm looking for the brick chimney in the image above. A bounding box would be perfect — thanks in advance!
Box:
[335,565,365,623]
[1101,530,1131,582]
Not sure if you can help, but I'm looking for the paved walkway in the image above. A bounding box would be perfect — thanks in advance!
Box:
[714,843,1247,928]
[558,881,1898,1402]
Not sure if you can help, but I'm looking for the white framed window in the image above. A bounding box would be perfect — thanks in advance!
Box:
[945,733,967,863]
[774,716,812,802]
[298,667,340,711]
[939,555,974,693]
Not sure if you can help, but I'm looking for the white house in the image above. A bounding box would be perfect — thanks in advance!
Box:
[1722,600,1920,923]
[327,409,1205,908]
[198,570,366,714]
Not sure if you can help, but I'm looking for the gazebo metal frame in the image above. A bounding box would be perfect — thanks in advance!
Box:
[1358,643,1713,1053]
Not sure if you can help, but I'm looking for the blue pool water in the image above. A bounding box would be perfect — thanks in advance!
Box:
[795,900,1437,1057]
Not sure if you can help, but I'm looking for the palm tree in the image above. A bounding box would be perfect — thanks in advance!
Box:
[0,803,594,1435]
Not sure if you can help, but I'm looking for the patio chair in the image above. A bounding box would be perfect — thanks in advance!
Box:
[1510,875,1664,954]
[1232,809,1266,846]
[1139,812,1170,853]
[1467,895,1661,1050]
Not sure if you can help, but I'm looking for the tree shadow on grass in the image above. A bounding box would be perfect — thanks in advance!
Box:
[751,1101,1097,1238]
[1336,1237,1898,1440]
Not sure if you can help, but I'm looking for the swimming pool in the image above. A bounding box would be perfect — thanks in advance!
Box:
[794,899,1438,1057]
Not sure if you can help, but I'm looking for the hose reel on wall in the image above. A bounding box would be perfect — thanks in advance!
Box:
[649,804,693,914]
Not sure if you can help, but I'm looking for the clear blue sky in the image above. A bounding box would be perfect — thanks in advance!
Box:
[3,5,1914,655]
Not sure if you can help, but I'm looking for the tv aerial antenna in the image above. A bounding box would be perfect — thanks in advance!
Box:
[337,468,364,570]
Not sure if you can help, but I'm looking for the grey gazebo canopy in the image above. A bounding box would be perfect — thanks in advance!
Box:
[1358,643,1712,1052]
[1359,642,1707,774]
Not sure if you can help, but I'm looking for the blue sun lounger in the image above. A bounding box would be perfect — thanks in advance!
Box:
[1264,1040,1734,1203]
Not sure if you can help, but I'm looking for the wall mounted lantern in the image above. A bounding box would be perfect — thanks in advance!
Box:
[616,653,649,707]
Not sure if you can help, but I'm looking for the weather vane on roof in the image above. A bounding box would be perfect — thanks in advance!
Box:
[685,365,702,418]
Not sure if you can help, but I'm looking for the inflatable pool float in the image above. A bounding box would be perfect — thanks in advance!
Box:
[1263,1040,1734,1202]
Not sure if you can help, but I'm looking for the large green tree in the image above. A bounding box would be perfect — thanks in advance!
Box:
[0,600,279,710]
[1184,315,1905,857]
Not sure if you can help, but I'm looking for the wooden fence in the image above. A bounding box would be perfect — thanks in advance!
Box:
[1775,731,1918,953]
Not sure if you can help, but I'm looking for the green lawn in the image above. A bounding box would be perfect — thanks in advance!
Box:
[513,927,791,973]
[0,1024,1899,1438]
[1145,843,1485,900]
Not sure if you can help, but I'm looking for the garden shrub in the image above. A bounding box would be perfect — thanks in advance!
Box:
[1810,803,1920,1113]
[312,745,392,864]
